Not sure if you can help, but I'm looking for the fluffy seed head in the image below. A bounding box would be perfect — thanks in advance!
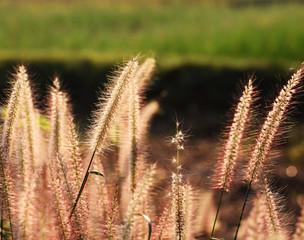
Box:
[89,58,138,153]
[121,164,156,240]
[246,67,304,181]
[213,79,255,191]
[134,58,156,91]
[129,69,140,193]
[172,173,185,240]
[48,77,70,158]
[257,176,289,239]
[1,65,26,157]
[293,197,304,240]
[20,68,40,167]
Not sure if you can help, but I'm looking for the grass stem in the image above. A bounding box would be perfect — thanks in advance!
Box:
[234,179,252,240]
[70,149,96,218]
[210,188,224,239]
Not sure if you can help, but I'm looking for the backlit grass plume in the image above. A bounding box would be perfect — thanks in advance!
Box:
[246,67,304,182]
[120,164,156,240]
[118,101,159,177]
[66,120,84,190]
[1,59,304,240]
[0,65,29,237]
[134,58,155,91]
[257,176,288,239]
[1,66,25,157]
[210,78,255,239]
[48,164,70,239]
[213,79,255,191]
[293,197,304,240]
[48,77,70,158]
[70,58,138,218]
[89,57,138,153]
[129,67,140,193]
[171,122,188,240]
[234,66,304,239]
[239,193,268,239]
[104,185,119,240]
[182,182,194,239]
[20,67,40,168]
[154,200,173,240]
[117,58,156,180]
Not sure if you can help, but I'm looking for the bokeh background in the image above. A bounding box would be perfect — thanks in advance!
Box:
[1,0,304,238]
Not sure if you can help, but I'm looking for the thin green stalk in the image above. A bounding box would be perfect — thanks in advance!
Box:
[234,179,253,240]
[210,188,224,239]
[70,149,96,218]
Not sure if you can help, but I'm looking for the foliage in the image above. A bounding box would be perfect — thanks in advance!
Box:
[0,1,304,68]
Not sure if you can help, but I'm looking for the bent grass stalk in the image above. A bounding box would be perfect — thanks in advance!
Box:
[234,66,304,240]
[70,58,138,217]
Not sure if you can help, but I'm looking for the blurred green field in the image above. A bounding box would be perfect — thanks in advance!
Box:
[0,1,303,69]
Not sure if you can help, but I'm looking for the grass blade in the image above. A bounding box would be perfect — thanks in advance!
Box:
[135,214,152,240]
[89,171,104,177]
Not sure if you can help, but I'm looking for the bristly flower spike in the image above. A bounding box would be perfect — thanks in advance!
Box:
[257,175,288,239]
[70,58,138,218]
[0,65,29,238]
[234,66,304,240]
[210,79,255,239]
[1,65,25,157]
[48,77,69,158]
[21,67,39,168]
[246,66,304,182]
[120,164,156,240]
[213,79,255,191]
[171,121,187,240]
[89,57,138,153]
[129,65,140,193]
[293,196,304,240]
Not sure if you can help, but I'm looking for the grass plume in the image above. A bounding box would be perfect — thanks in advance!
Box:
[70,58,138,217]
[0,60,303,240]
[120,164,156,240]
[234,66,304,239]
[210,78,255,239]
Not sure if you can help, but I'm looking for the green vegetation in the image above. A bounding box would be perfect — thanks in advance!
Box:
[0,1,303,68]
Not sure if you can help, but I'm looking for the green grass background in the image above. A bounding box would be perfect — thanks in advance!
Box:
[0,1,303,69]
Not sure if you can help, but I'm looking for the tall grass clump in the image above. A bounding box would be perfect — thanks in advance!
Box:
[0,59,304,239]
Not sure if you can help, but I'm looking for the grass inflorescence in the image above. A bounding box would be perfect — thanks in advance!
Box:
[0,59,304,239]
